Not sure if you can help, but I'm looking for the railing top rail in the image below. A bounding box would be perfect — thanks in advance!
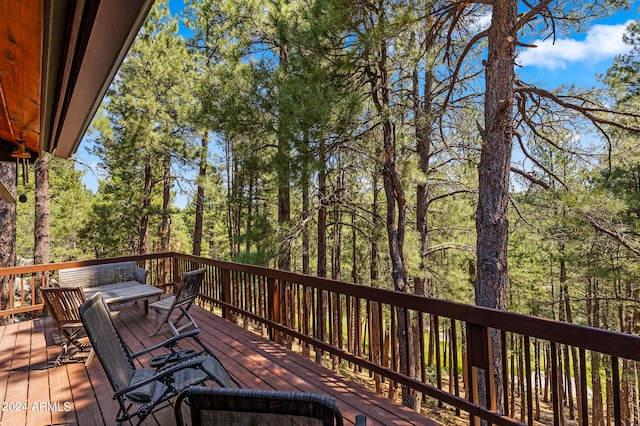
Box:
[171,252,640,361]
[2,252,639,360]
[0,253,160,276]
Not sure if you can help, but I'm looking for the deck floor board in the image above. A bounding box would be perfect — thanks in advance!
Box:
[0,300,440,426]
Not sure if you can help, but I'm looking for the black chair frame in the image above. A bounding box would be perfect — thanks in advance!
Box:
[174,386,347,426]
[79,293,239,425]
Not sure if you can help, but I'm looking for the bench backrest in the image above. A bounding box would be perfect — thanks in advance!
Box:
[58,261,137,288]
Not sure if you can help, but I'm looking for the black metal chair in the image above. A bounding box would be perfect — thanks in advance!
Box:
[149,268,205,336]
[174,386,354,426]
[79,293,239,425]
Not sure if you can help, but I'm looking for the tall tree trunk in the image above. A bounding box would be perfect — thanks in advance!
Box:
[475,0,517,413]
[369,33,417,409]
[139,153,153,255]
[159,151,172,282]
[317,138,328,278]
[193,132,208,256]
[559,252,579,422]
[589,277,605,424]
[232,160,241,258]
[0,162,17,323]
[301,133,311,275]
[226,139,235,259]
[414,65,433,409]
[370,170,382,393]
[301,133,311,358]
[331,165,343,371]
[316,138,328,366]
[414,67,432,298]
[350,207,359,370]
[277,45,291,272]
[246,176,254,254]
[34,153,51,306]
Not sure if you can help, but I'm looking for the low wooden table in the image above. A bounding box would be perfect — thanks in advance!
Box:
[83,282,163,315]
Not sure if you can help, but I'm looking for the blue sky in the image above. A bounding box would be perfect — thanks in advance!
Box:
[516,6,638,88]
[76,3,639,208]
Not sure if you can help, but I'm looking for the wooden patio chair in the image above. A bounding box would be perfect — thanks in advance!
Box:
[174,387,363,426]
[40,286,96,365]
[79,293,239,425]
[149,268,205,336]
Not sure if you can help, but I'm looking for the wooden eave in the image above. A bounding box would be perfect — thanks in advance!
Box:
[0,0,154,165]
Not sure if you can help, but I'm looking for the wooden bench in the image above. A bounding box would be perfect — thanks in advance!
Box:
[57,261,163,315]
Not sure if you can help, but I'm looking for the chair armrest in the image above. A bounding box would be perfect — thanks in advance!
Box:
[130,329,202,358]
[149,348,198,368]
[114,357,207,399]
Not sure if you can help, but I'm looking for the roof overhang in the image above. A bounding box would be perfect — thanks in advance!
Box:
[41,0,155,159]
[0,0,154,162]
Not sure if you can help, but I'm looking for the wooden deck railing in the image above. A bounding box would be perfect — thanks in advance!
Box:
[1,252,639,426]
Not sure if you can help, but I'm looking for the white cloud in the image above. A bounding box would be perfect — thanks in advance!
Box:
[471,13,492,31]
[517,21,634,70]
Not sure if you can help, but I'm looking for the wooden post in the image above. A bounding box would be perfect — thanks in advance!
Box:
[466,322,497,426]
[267,277,282,344]
[172,256,180,284]
[221,267,232,321]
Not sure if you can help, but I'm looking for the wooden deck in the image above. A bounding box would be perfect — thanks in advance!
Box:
[0,299,438,426]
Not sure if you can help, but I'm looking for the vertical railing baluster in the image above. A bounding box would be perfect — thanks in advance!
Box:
[347,295,353,365]
[355,296,362,371]
[221,267,231,321]
[302,284,310,356]
[327,290,333,363]
[378,301,384,370]
[295,282,301,337]
[404,307,410,380]
[612,356,622,426]
[451,320,460,416]
[317,287,326,364]
[524,335,533,426]
[366,299,372,366]
[9,276,14,309]
[550,342,561,426]
[391,305,397,374]
[282,280,289,342]
[419,311,426,384]
[502,329,509,417]
[243,272,249,328]
[579,348,588,426]
[466,322,478,426]
[337,292,343,352]
[250,273,256,318]
[434,314,442,408]
[311,286,317,355]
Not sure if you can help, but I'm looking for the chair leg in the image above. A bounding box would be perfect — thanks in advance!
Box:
[149,309,170,337]
[53,341,70,366]
[54,337,93,366]
[84,348,95,366]
[173,308,198,335]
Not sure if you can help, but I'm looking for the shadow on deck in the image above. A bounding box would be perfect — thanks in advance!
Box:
[0,299,437,425]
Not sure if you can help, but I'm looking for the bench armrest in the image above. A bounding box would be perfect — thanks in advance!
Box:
[134,267,149,284]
